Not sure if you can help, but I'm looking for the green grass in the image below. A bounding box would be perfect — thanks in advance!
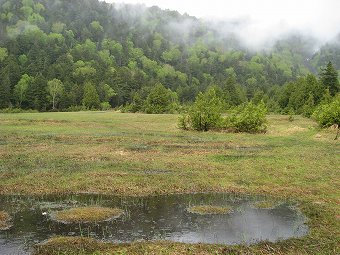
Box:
[252,200,278,209]
[0,111,339,254]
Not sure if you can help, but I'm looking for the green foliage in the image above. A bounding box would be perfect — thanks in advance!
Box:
[122,93,144,113]
[302,93,315,117]
[320,61,339,96]
[47,79,64,110]
[82,82,100,109]
[178,114,191,130]
[226,101,268,133]
[65,105,87,112]
[100,102,111,111]
[180,88,223,131]
[222,75,246,107]
[179,93,267,133]
[313,95,340,128]
[279,74,324,114]
[288,109,295,122]
[14,74,32,107]
[25,74,48,111]
[320,88,333,105]
[0,0,339,113]
[0,71,11,108]
[0,47,8,62]
[0,108,38,113]
[162,47,181,63]
[144,83,179,114]
[101,84,116,102]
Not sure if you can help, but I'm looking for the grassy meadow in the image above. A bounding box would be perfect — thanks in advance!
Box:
[0,112,339,254]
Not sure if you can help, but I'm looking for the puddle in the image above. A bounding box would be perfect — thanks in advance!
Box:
[0,193,308,255]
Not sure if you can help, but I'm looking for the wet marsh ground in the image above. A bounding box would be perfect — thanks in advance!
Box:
[0,112,339,254]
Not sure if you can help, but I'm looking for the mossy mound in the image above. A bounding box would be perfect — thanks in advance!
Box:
[52,206,124,224]
[0,211,12,230]
[187,205,232,215]
[253,201,278,209]
[34,236,110,255]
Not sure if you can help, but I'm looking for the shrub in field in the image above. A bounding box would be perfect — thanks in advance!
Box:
[100,102,111,111]
[313,95,340,139]
[179,91,267,133]
[179,88,223,131]
[227,101,267,133]
[178,113,191,130]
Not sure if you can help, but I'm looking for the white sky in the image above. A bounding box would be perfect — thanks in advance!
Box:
[104,0,340,47]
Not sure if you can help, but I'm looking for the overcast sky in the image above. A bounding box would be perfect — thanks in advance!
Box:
[104,0,340,47]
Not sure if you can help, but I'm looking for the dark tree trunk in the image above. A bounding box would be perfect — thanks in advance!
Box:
[335,126,339,140]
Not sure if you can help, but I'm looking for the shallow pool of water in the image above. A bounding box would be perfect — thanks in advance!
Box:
[0,193,308,255]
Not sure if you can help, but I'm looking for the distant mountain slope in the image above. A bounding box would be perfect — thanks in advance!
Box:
[0,0,338,110]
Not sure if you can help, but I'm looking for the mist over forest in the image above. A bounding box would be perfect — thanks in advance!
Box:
[0,0,339,113]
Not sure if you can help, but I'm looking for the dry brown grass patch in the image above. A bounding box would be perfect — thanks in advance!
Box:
[187,205,232,215]
[34,236,110,255]
[52,207,124,223]
[0,211,11,230]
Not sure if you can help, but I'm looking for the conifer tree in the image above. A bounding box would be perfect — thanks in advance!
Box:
[320,61,339,96]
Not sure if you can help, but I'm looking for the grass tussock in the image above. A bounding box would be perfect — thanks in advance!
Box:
[34,236,110,255]
[52,207,124,223]
[187,205,232,215]
[0,211,11,230]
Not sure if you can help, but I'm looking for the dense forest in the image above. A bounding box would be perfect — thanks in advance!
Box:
[0,0,339,113]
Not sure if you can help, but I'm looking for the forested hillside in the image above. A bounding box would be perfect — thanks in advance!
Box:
[0,0,339,112]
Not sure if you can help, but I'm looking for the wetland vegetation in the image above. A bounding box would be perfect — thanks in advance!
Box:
[0,112,339,254]
[0,211,11,230]
[52,206,124,224]
[186,205,232,215]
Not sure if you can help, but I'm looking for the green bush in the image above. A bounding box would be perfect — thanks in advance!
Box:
[65,105,88,112]
[144,83,179,114]
[100,102,111,111]
[179,88,223,131]
[178,114,190,130]
[227,101,267,133]
[0,108,38,113]
[313,95,340,128]
[288,109,295,122]
[179,92,267,133]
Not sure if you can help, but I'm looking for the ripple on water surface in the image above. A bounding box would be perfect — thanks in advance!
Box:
[0,193,308,254]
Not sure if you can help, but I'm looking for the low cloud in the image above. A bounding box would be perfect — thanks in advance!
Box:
[107,0,340,50]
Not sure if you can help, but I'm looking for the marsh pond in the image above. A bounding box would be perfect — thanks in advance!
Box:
[0,193,308,254]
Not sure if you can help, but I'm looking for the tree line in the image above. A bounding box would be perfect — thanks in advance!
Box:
[0,0,339,113]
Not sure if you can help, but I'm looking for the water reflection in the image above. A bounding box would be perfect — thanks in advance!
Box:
[0,193,308,255]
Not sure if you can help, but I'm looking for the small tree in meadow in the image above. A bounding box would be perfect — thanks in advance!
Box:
[227,101,267,133]
[313,95,340,139]
[179,88,223,131]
